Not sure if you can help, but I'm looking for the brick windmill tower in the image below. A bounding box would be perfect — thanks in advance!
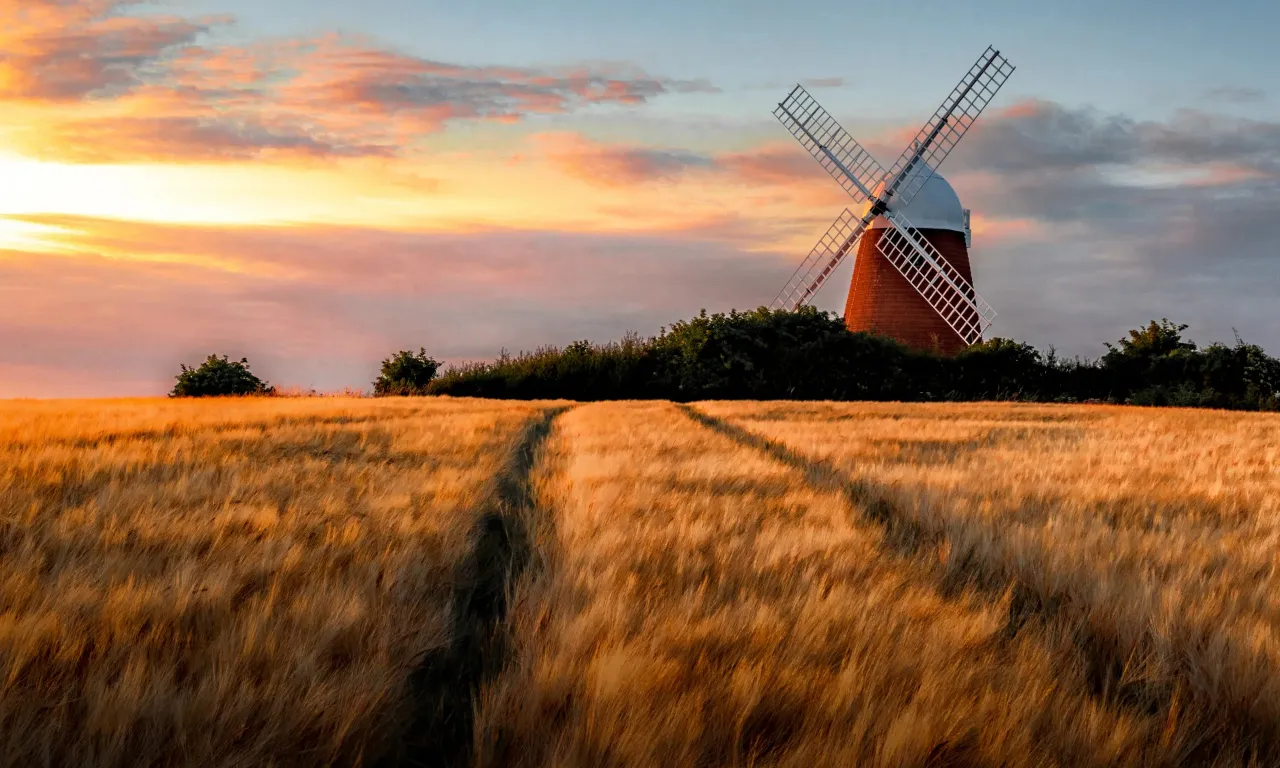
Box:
[770,47,1015,354]
[846,167,975,354]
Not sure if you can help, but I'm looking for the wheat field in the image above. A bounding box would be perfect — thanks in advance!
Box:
[2,398,1278,766]
[0,397,550,766]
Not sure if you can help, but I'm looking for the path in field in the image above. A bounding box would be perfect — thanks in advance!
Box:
[465,402,1214,767]
[691,402,1280,765]
[390,406,567,768]
[0,398,549,768]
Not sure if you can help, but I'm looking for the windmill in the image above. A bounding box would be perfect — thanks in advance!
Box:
[772,46,1015,354]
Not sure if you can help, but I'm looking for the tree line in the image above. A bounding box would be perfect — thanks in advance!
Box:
[172,308,1280,410]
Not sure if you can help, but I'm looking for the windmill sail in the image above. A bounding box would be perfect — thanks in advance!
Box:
[773,209,868,311]
[769,45,1012,348]
[775,86,886,205]
[874,209,995,345]
[882,47,1015,210]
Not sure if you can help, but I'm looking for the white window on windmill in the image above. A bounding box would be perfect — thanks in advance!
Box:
[963,209,972,248]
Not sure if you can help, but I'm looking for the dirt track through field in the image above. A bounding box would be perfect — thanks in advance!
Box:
[674,405,1180,761]
[680,404,1276,765]
[386,406,569,768]
[469,402,1236,767]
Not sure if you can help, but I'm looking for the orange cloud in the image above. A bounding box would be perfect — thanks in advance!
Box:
[1,4,716,164]
[535,132,717,187]
[716,143,825,185]
[995,99,1053,121]
[530,132,849,219]
[1182,163,1273,187]
[968,214,1046,245]
[0,0,227,102]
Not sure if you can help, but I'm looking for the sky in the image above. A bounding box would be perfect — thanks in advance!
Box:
[1,0,1277,396]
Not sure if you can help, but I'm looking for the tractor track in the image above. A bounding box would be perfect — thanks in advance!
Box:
[678,404,1278,766]
[380,406,568,768]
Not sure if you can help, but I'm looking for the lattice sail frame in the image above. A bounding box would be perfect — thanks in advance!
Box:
[770,46,1014,345]
[874,210,996,345]
[774,86,886,205]
[882,47,1015,210]
[774,209,868,311]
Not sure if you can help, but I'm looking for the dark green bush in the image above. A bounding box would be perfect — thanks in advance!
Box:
[947,338,1047,401]
[427,334,652,401]
[414,309,1279,411]
[374,349,442,396]
[646,307,916,401]
[1094,320,1280,409]
[171,355,272,398]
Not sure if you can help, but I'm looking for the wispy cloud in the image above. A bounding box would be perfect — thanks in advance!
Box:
[0,2,716,163]
[1203,86,1266,105]
[536,132,718,186]
[745,76,849,92]
[949,99,1280,174]
[534,133,831,190]
[0,0,227,101]
[801,77,846,89]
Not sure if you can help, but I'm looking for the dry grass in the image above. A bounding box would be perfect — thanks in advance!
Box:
[474,403,1179,765]
[695,401,1280,763]
[475,401,1280,767]
[5,397,1279,766]
[0,396,548,767]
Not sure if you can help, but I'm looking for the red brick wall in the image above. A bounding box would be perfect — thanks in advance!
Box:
[843,229,978,356]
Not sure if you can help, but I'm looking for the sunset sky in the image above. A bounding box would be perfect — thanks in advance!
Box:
[2,0,1278,396]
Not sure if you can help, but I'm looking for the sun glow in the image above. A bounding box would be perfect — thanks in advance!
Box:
[0,217,70,252]
[0,153,453,231]
[0,137,818,259]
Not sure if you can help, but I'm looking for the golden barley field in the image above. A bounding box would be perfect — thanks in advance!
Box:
[0,397,553,767]
[2,398,1279,767]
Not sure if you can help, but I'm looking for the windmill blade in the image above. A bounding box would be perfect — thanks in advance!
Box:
[773,209,869,311]
[882,47,1015,210]
[874,210,996,346]
[774,85,886,205]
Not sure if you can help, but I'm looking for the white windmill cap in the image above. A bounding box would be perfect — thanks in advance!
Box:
[865,164,967,233]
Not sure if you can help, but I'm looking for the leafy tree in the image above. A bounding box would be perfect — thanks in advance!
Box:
[171,355,272,398]
[1098,319,1197,403]
[374,348,442,396]
[1104,318,1197,361]
[1178,336,1280,410]
[1236,337,1280,410]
